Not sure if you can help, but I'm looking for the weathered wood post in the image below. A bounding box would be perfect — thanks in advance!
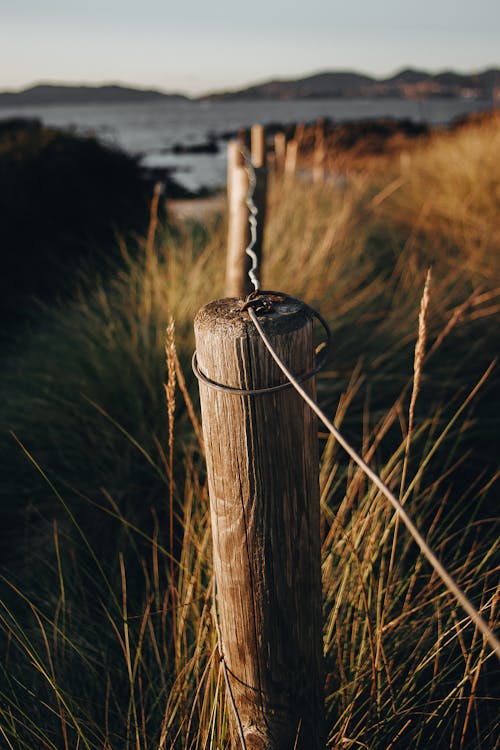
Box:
[313,146,326,183]
[225,141,250,297]
[227,138,240,200]
[313,118,326,183]
[251,123,265,169]
[146,180,162,257]
[314,117,325,148]
[225,127,268,298]
[284,139,298,178]
[273,132,287,175]
[194,296,324,750]
[294,122,305,149]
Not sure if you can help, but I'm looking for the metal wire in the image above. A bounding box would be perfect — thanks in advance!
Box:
[240,146,261,293]
[247,306,500,662]
[191,293,332,395]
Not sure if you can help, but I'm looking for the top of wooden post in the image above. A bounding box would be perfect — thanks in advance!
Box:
[195,296,311,340]
[227,139,245,192]
[227,139,244,167]
[251,124,265,168]
[195,296,316,391]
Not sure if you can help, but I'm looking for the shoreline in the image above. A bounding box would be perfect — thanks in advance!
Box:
[154,108,499,201]
[0,96,494,196]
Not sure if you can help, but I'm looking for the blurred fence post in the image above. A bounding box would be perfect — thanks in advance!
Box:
[194,295,324,749]
[294,122,305,148]
[274,131,287,175]
[284,139,298,178]
[225,140,250,297]
[250,123,265,169]
[313,117,326,183]
[225,126,267,298]
[313,145,326,183]
[146,181,162,257]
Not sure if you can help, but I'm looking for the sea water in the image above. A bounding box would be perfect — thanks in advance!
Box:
[0,97,492,191]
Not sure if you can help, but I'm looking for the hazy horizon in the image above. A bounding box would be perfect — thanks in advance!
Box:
[2,0,499,96]
[2,63,500,100]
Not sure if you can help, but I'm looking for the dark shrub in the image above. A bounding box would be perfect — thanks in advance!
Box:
[0,119,149,322]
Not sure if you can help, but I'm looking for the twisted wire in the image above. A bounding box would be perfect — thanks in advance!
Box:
[240,146,261,293]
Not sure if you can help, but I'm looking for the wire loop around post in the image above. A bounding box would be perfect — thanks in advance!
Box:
[192,295,332,396]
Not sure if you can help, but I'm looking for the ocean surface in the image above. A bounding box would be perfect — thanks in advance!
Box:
[0,97,493,191]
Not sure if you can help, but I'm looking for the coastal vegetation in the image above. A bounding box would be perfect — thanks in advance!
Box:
[0,118,152,329]
[0,111,499,748]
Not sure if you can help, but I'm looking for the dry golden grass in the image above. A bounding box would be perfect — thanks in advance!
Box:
[0,114,499,749]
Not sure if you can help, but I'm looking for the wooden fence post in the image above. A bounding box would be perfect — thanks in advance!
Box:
[194,296,324,750]
[146,180,162,257]
[284,139,298,178]
[313,146,326,183]
[225,127,267,298]
[313,118,326,183]
[251,123,265,169]
[314,117,325,149]
[294,122,305,148]
[226,138,240,201]
[273,132,286,175]
[225,141,250,297]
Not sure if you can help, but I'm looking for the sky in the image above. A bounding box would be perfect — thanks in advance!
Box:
[1,0,499,95]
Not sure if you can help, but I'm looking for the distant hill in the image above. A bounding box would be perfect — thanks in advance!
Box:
[0,84,189,107]
[204,68,500,101]
[1,70,499,106]
[207,71,375,99]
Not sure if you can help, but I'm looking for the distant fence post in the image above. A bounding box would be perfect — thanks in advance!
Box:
[250,123,265,169]
[146,180,162,257]
[273,131,287,174]
[284,139,298,178]
[225,126,267,298]
[294,122,305,148]
[313,145,326,183]
[313,117,326,183]
[194,296,324,750]
[225,140,250,297]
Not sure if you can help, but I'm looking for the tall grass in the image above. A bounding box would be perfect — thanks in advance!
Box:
[0,115,499,748]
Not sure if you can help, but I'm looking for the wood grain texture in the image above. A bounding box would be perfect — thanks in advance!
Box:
[225,152,250,298]
[195,297,324,750]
